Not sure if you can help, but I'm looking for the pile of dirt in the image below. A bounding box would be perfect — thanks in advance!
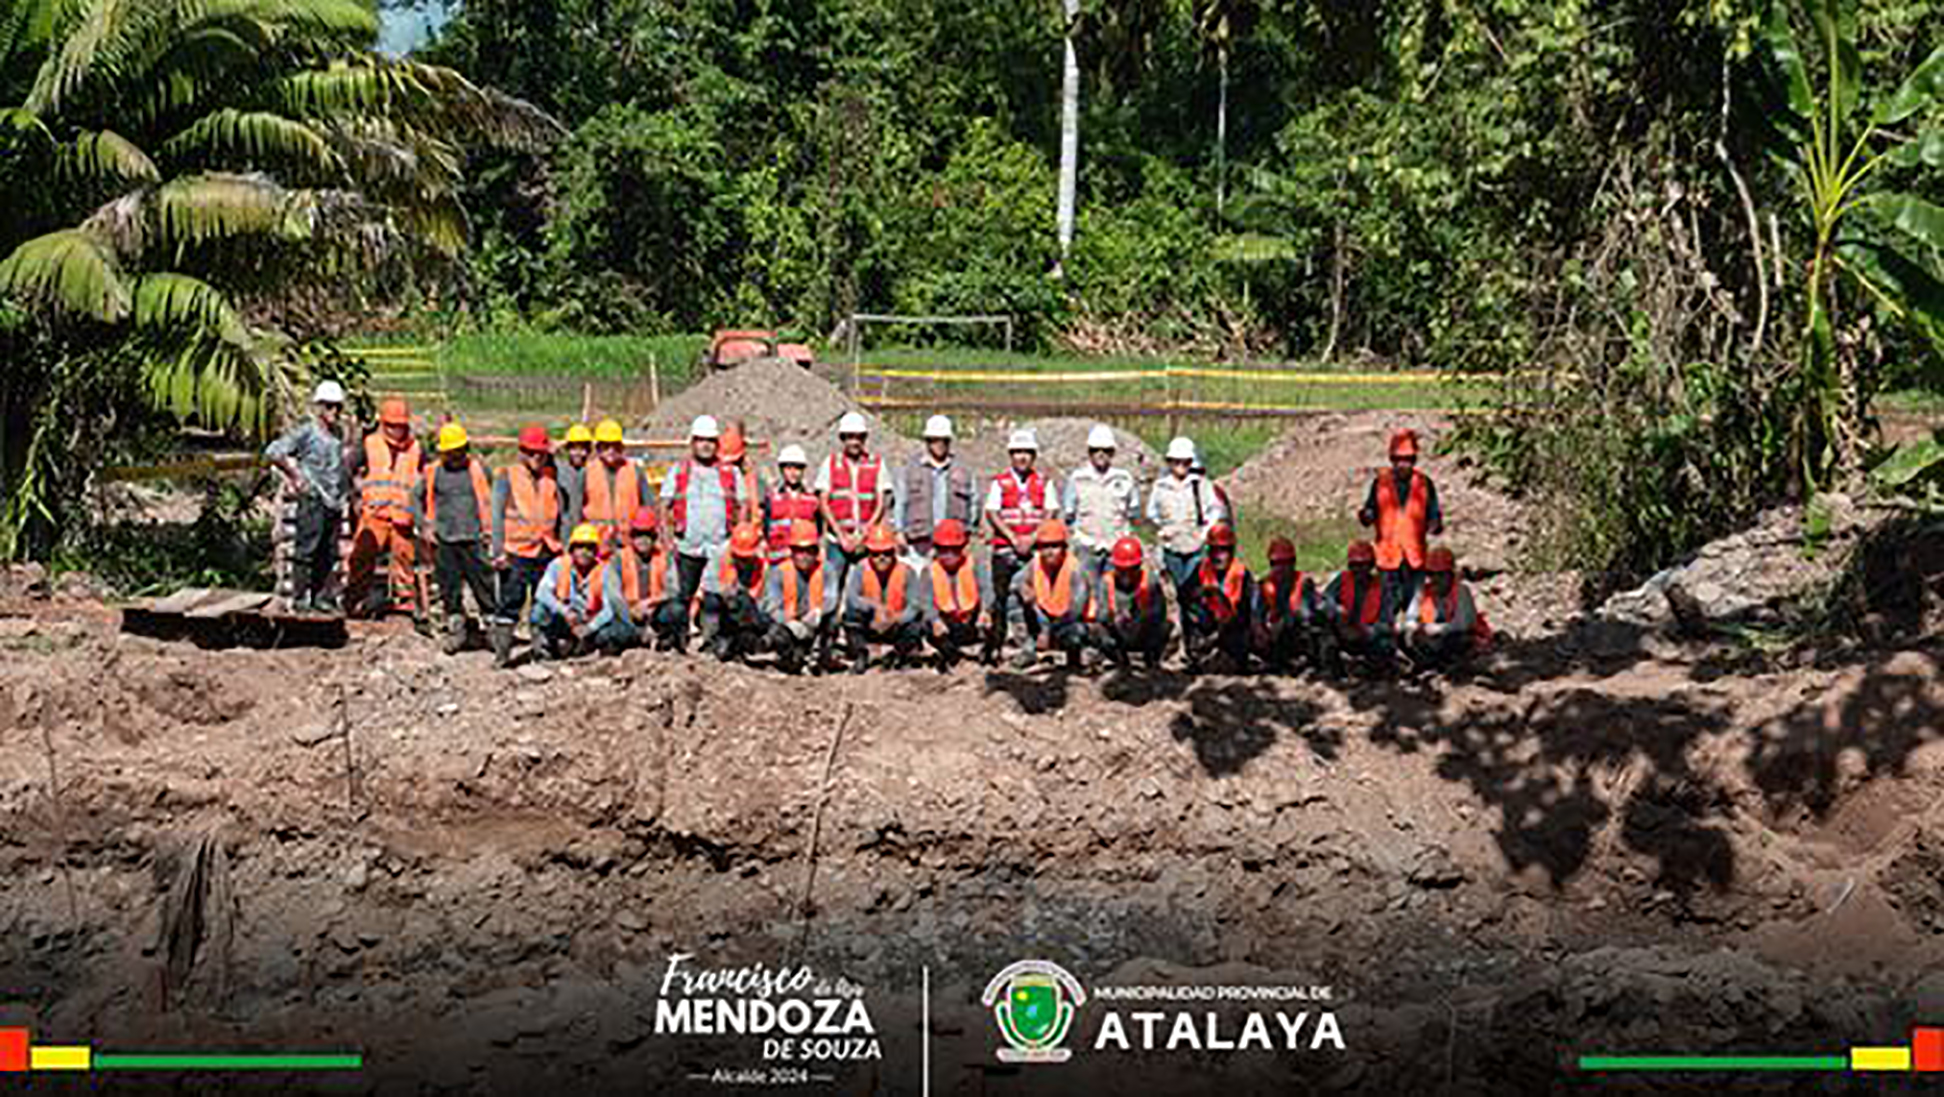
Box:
[641,359,922,466]
[951,417,1160,487]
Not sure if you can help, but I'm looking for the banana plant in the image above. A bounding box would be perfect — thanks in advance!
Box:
[1759,0,1944,489]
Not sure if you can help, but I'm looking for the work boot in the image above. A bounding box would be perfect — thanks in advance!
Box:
[846,631,870,674]
[1009,647,1037,671]
[443,616,468,655]
[696,612,720,656]
[490,623,514,666]
[530,629,553,663]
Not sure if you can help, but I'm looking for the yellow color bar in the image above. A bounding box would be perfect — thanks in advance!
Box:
[1850,1047,1911,1071]
[31,1045,92,1070]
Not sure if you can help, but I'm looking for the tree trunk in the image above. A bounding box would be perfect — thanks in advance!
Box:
[1056,0,1081,271]
[1215,41,1229,215]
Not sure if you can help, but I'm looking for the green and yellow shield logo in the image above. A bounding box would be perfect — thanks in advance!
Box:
[982,961,1086,1063]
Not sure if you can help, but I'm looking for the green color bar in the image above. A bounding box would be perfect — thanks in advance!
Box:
[1579,1055,1848,1072]
[94,1054,362,1071]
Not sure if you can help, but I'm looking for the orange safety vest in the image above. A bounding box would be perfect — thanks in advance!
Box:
[1260,570,1309,623]
[860,562,909,616]
[1419,583,1494,648]
[716,553,767,597]
[1374,470,1430,571]
[668,459,741,537]
[779,560,826,621]
[1196,555,1248,624]
[500,464,561,559]
[991,470,1050,546]
[361,433,420,520]
[765,487,822,562]
[421,458,492,535]
[928,559,981,623]
[555,561,605,618]
[1031,553,1080,618]
[616,543,668,605]
[584,461,642,539]
[1337,572,1384,627]
[1106,569,1156,623]
[823,454,883,533]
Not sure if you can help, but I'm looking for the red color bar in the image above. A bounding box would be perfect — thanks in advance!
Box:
[0,1028,28,1072]
[1912,1026,1944,1072]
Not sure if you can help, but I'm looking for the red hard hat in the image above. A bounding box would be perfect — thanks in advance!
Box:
[933,518,969,549]
[1425,546,1456,573]
[629,506,659,534]
[789,519,820,550]
[1206,522,1237,549]
[1110,536,1143,569]
[1036,518,1068,545]
[379,399,410,426]
[730,523,765,559]
[518,425,552,453]
[1267,536,1296,565]
[1389,429,1420,458]
[1347,540,1377,565]
[863,525,899,553]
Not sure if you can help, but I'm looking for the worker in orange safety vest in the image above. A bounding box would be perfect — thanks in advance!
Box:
[613,505,686,653]
[1323,539,1399,673]
[841,525,921,672]
[1252,535,1327,673]
[914,518,996,670]
[1093,535,1171,671]
[696,522,770,663]
[1401,546,1493,671]
[489,425,562,665]
[346,398,422,618]
[1357,428,1443,613]
[1181,522,1255,673]
[1010,518,1094,671]
[584,418,649,553]
[532,524,627,660]
[762,519,839,674]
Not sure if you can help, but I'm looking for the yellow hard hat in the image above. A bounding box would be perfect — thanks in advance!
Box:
[594,419,625,445]
[565,423,594,445]
[437,422,469,452]
[569,523,602,548]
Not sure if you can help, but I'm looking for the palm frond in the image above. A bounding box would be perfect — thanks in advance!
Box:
[59,127,159,181]
[162,107,341,176]
[131,270,248,343]
[150,169,294,245]
[274,58,563,152]
[137,325,270,431]
[0,226,132,321]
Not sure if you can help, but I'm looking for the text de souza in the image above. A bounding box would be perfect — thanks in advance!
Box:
[653,954,883,1062]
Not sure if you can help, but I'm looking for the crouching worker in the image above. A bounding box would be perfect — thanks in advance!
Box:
[1182,522,1253,672]
[1012,519,1095,671]
[1402,546,1492,671]
[764,520,837,674]
[842,525,922,673]
[917,519,994,669]
[1253,536,1327,672]
[616,506,685,652]
[532,524,628,659]
[1325,540,1396,673]
[1095,536,1170,670]
[697,523,770,662]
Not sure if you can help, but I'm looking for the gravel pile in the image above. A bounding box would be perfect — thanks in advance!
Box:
[642,359,920,467]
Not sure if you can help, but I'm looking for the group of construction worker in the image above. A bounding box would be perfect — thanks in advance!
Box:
[267,381,1489,675]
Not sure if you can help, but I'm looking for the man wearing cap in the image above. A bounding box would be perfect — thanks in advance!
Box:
[1253,536,1327,673]
[1324,540,1398,672]
[1146,436,1226,605]
[984,427,1056,660]
[916,518,995,669]
[1358,428,1443,612]
[411,422,498,654]
[1402,546,1491,671]
[345,397,422,617]
[584,418,648,550]
[1181,522,1255,672]
[1011,518,1094,671]
[1063,424,1140,582]
[763,519,838,674]
[762,444,822,567]
[533,524,628,660]
[614,506,686,652]
[659,415,741,640]
[697,523,771,662]
[893,415,978,560]
[489,426,563,665]
[266,380,350,614]
[1094,535,1171,671]
[558,423,595,534]
[815,411,888,601]
[842,524,922,672]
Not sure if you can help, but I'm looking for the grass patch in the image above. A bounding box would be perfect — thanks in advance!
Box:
[1882,388,1944,414]
[440,331,707,382]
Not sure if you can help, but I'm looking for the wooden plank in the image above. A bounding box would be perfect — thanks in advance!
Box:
[186,591,273,619]
[148,587,217,615]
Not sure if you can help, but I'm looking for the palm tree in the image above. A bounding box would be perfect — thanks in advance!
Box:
[0,0,558,555]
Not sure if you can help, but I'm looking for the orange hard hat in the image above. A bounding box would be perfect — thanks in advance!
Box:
[379,399,410,426]
[932,518,969,549]
[1110,536,1143,569]
[863,525,899,553]
[719,423,747,461]
[1206,522,1237,549]
[1267,536,1296,565]
[1347,540,1377,565]
[1425,546,1456,573]
[518,425,552,453]
[629,506,659,534]
[789,519,820,550]
[1035,518,1068,545]
[729,523,764,559]
[1389,429,1420,458]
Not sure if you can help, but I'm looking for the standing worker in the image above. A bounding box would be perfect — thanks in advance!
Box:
[660,414,740,640]
[1358,428,1443,612]
[841,525,922,673]
[583,418,648,551]
[815,411,889,600]
[412,422,498,654]
[985,428,1056,661]
[915,518,994,669]
[557,423,594,534]
[893,415,978,559]
[1063,424,1140,581]
[489,425,562,665]
[717,421,763,527]
[614,506,685,652]
[763,519,837,674]
[1401,546,1491,670]
[1181,522,1254,672]
[266,380,349,614]
[697,523,770,662]
[1094,536,1171,670]
[762,444,822,566]
[345,398,421,618]
[1147,435,1225,647]
[1253,536,1327,673]
[1324,540,1397,673]
[532,524,627,660]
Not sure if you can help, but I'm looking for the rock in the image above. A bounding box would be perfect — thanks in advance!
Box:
[615,909,648,933]
[1406,845,1466,889]
[12,562,49,598]
[436,701,460,716]
[516,664,554,684]
[343,860,369,892]
[291,722,342,747]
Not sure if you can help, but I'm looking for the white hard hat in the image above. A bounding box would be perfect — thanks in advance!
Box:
[777,443,808,466]
[1165,436,1197,462]
[1087,424,1117,450]
[1007,428,1039,453]
[312,380,346,405]
[923,414,954,440]
[836,411,869,436]
[690,414,721,439]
